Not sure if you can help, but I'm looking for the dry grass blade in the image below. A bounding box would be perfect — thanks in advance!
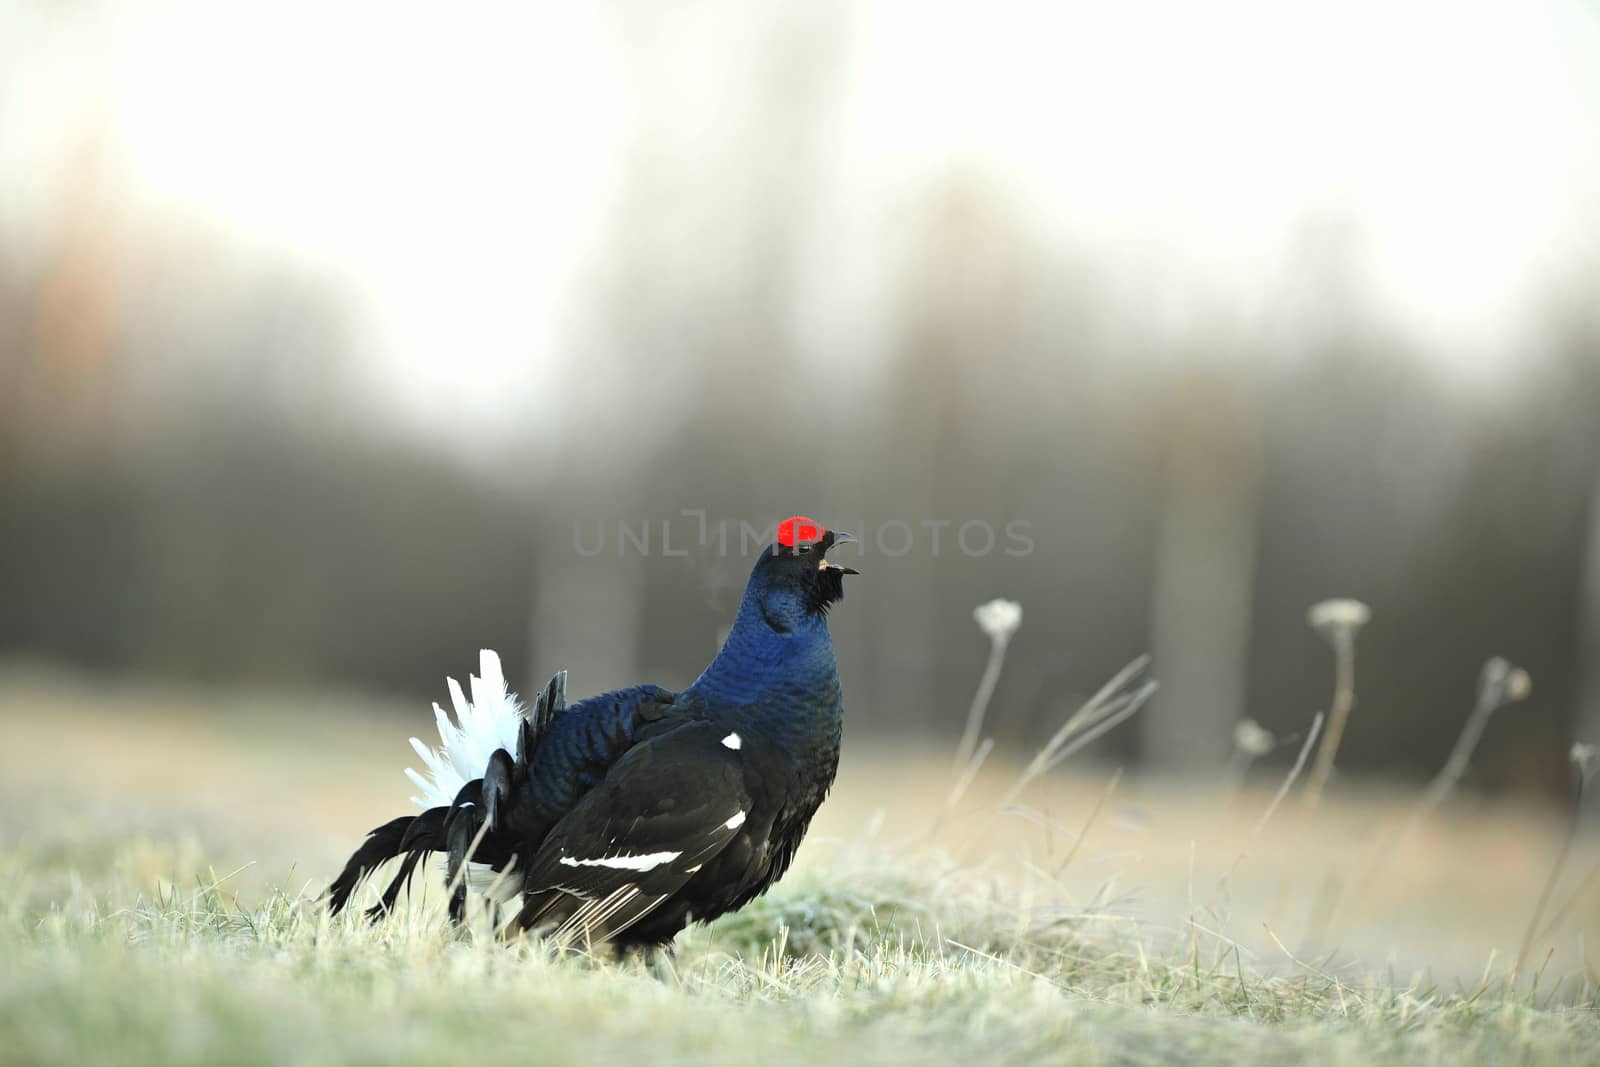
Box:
[1054,767,1123,875]
[948,737,995,810]
[995,656,1154,809]
[1516,763,1589,978]
[1263,923,1364,1010]
[1253,713,1324,839]
[444,816,494,902]
[1037,682,1158,776]
[1209,713,1324,915]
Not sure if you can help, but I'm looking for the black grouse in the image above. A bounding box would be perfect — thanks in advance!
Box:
[327,516,857,951]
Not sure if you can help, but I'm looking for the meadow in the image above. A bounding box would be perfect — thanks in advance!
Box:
[2,659,1597,1066]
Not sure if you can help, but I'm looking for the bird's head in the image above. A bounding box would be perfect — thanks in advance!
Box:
[745,515,859,632]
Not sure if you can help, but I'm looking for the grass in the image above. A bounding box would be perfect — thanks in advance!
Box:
[2,662,1598,1065]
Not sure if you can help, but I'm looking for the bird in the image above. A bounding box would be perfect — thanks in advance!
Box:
[325,516,858,953]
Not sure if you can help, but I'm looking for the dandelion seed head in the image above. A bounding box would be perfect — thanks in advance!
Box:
[1233,718,1275,757]
[1306,598,1371,643]
[1307,598,1371,632]
[973,598,1023,642]
[1481,657,1532,707]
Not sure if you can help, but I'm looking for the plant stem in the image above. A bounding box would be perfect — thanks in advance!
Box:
[1303,632,1354,808]
[1408,661,1509,835]
[953,634,1009,774]
[1516,772,1588,978]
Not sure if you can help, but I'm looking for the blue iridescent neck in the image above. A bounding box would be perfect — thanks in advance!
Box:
[686,579,841,711]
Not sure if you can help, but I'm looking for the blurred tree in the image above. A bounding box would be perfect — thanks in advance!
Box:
[1144,365,1262,772]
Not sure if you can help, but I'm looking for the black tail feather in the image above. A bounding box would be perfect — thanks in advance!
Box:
[325,815,415,916]
[483,749,515,832]
[398,806,449,852]
[534,670,567,740]
[443,780,486,923]
[519,670,567,778]
[362,847,427,921]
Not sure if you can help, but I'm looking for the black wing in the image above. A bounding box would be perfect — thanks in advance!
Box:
[514,720,749,945]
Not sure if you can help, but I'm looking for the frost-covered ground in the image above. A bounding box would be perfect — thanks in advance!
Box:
[3,666,1596,1066]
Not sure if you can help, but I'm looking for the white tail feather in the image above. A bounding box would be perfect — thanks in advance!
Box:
[406,649,525,810]
[464,860,525,903]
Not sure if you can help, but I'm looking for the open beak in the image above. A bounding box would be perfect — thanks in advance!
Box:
[822,530,860,575]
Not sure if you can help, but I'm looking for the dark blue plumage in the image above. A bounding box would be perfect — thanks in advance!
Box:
[327,519,856,949]
[514,684,677,828]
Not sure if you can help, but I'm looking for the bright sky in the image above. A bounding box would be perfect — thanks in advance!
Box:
[845,0,1600,369]
[3,1,1597,438]
[106,2,625,430]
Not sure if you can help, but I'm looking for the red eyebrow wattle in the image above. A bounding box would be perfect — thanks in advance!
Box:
[776,516,822,547]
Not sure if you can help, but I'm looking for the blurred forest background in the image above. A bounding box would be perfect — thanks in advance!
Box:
[3,0,1600,801]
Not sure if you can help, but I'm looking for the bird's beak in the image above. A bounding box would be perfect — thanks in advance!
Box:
[822,530,860,575]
